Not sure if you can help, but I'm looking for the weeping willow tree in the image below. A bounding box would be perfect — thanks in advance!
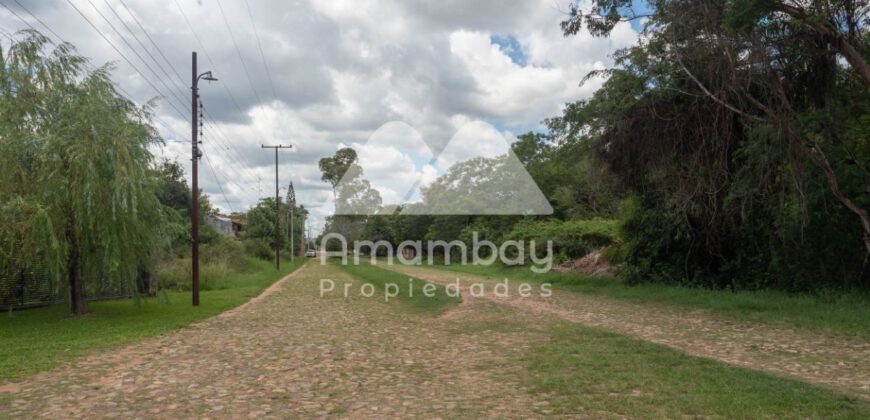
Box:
[0,31,170,314]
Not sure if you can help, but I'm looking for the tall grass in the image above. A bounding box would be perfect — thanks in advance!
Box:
[155,237,261,291]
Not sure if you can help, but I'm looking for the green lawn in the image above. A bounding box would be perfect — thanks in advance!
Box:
[523,322,869,417]
[335,261,460,315]
[0,257,305,382]
[419,262,870,337]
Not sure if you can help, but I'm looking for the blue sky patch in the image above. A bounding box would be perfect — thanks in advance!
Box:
[490,35,527,67]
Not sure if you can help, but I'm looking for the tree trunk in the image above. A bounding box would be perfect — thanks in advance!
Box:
[67,236,88,315]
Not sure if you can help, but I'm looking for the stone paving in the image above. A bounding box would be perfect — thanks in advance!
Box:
[0,262,555,418]
[381,263,870,398]
[3,260,868,419]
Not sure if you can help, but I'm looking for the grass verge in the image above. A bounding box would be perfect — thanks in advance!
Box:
[421,263,870,337]
[0,257,305,382]
[523,322,870,417]
[335,260,460,315]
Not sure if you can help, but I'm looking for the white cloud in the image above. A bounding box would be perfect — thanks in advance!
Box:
[0,0,639,230]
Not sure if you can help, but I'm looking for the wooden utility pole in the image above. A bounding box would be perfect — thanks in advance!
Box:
[191,52,217,306]
[261,144,293,270]
[290,205,294,261]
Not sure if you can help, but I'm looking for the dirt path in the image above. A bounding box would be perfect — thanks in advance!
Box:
[380,263,870,398]
[0,262,556,418]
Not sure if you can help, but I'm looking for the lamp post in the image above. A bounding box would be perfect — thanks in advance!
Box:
[192,51,217,306]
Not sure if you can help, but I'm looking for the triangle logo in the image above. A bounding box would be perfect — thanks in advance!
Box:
[333,120,553,216]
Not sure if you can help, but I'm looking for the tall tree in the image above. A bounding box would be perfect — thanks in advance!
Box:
[556,1,869,289]
[319,147,359,189]
[0,32,170,313]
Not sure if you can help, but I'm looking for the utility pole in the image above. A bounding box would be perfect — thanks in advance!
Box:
[261,144,293,270]
[191,52,217,306]
[286,182,296,261]
[290,206,294,261]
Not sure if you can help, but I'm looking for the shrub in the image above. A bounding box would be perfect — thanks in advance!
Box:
[156,236,255,291]
[242,238,274,261]
[501,218,620,264]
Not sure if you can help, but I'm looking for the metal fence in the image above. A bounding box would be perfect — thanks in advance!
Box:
[0,261,64,309]
[0,259,145,310]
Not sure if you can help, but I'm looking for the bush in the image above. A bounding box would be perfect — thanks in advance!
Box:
[501,218,620,264]
[156,236,255,291]
[242,238,273,261]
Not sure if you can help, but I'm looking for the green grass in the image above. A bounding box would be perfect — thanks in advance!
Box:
[524,323,869,417]
[421,262,870,337]
[335,261,460,315]
[0,256,305,382]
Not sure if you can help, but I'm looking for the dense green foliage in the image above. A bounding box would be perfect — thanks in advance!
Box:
[549,0,870,291]
[242,192,308,258]
[504,218,620,263]
[156,236,258,291]
[0,32,172,313]
[0,32,288,313]
[317,0,870,295]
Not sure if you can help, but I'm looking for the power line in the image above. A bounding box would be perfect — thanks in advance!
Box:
[117,0,187,90]
[200,109,263,183]
[200,118,250,212]
[199,100,263,204]
[171,0,245,115]
[201,146,237,214]
[100,0,189,97]
[61,0,189,121]
[2,2,191,172]
[12,0,64,42]
[81,0,189,114]
[171,0,274,187]
[215,0,263,104]
[201,119,262,186]
[244,0,277,100]
[8,0,266,210]
[9,0,190,146]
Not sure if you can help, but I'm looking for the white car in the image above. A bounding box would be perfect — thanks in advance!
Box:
[305,249,316,257]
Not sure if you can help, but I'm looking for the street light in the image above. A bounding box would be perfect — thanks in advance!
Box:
[191,52,217,306]
[201,71,218,82]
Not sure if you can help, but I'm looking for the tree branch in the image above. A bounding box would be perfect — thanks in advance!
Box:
[775,2,870,91]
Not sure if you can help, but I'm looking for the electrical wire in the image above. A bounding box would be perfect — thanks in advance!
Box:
[61,0,189,121]
[215,0,262,104]
[4,1,189,144]
[244,0,277,100]
[82,0,189,114]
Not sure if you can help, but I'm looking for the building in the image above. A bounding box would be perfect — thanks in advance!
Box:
[206,215,245,239]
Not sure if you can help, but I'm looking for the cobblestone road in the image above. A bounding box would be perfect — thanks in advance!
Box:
[0,262,553,418]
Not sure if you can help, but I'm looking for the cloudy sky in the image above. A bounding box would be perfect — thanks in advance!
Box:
[0,0,639,232]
